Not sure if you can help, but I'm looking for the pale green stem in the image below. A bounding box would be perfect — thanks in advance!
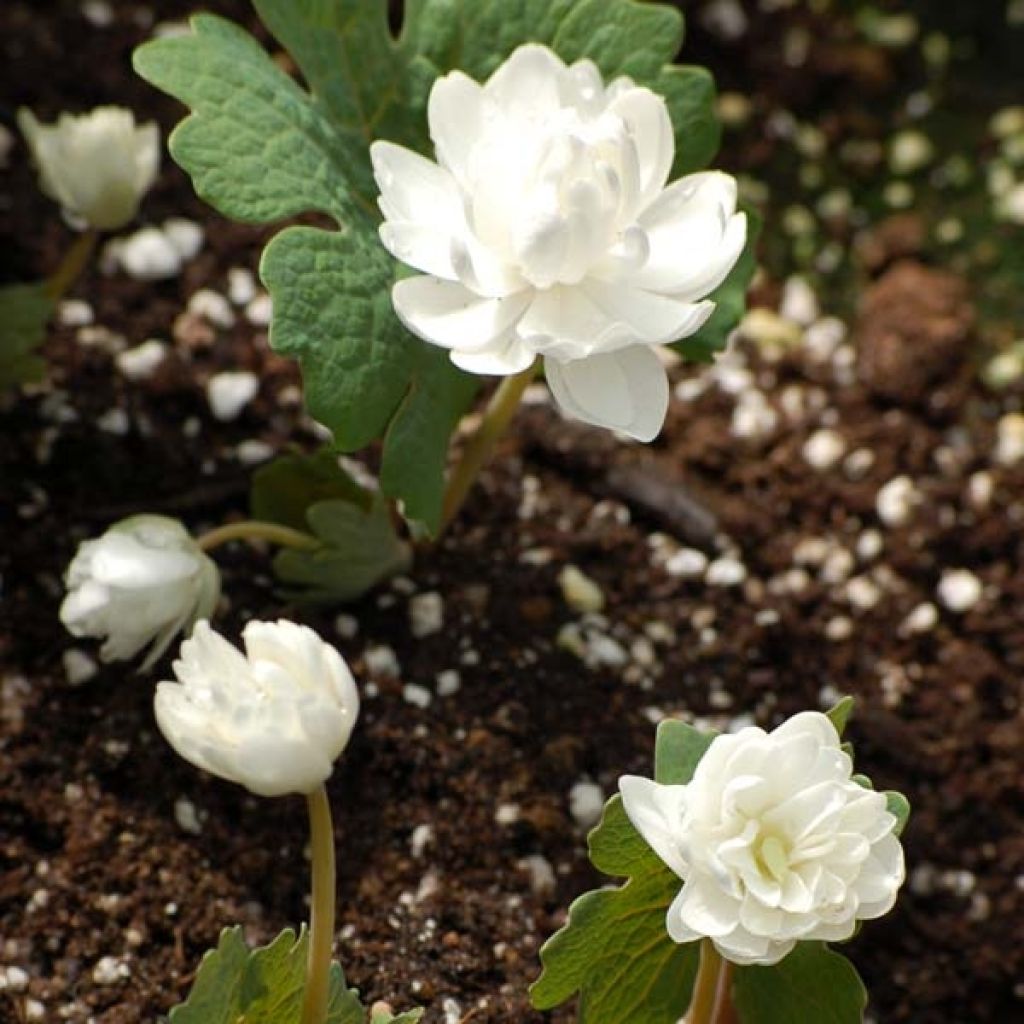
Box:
[439,362,537,534]
[300,786,336,1024]
[687,940,735,1024]
[46,229,99,300]
[196,520,320,553]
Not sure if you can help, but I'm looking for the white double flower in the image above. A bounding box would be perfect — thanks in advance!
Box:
[155,620,360,798]
[60,516,219,670]
[372,44,746,441]
[620,712,905,966]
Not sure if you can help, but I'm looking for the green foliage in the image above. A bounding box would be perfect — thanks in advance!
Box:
[167,926,422,1024]
[252,447,369,531]
[251,448,412,602]
[674,207,763,363]
[260,227,478,528]
[886,791,911,836]
[277,497,412,605]
[826,696,856,737]
[0,283,53,391]
[530,719,714,1021]
[733,943,868,1024]
[134,0,729,532]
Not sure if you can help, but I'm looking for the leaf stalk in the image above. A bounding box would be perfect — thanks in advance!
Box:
[196,519,320,553]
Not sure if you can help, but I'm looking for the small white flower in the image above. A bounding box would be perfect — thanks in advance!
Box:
[60,515,219,669]
[371,44,747,441]
[154,620,360,797]
[619,711,905,966]
[18,106,159,230]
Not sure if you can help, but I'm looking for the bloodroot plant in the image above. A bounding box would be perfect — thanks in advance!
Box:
[153,620,420,1024]
[124,0,759,608]
[532,700,910,1023]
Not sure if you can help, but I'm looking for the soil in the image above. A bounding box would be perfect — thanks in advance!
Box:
[2,2,1023,1024]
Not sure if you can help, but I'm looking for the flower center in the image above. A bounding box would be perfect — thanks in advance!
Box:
[754,834,790,883]
[470,108,641,290]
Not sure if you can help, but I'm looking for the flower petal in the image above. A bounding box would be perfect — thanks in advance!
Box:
[665,885,704,944]
[371,141,464,278]
[545,345,669,442]
[450,333,535,376]
[633,172,747,301]
[675,874,741,937]
[619,775,691,879]
[483,44,567,118]
[607,86,675,212]
[391,276,531,353]
[582,282,716,346]
[428,70,488,182]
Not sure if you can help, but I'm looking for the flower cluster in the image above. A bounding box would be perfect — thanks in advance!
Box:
[620,712,905,966]
[372,44,746,441]
[19,105,159,230]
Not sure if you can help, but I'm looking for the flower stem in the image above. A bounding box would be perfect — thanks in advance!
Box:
[196,520,320,553]
[300,785,336,1024]
[46,229,99,301]
[439,362,537,534]
[686,940,735,1024]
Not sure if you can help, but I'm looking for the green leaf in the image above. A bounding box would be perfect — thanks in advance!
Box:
[532,719,718,1020]
[733,943,868,1024]
[530,866,699,1022]
[826,696,856,737]
[653,65,721,176]
[400,0,718,174]
[674,207,762,363]
[885,791,911,836]
[0,283,52,391]
[260,226,478,531]
[371,1011,424,1024]
[252,448,370,532]
[133,15,368,225]
[654,719,716,785]
[252,0,436,173]
[168,926,366,1024]
[274,495,412,604]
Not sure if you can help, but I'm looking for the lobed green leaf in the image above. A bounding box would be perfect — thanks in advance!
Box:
[251,447,370,532]
[260,226,479,529]
[733,942,868,1024]
[134,15,367,225]
[530,870,699,1022]
[654,718,716,785]
[274,495,412,604]
[167,926,366,1024]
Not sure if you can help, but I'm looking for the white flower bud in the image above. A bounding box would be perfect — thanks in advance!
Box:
[371,44,747,442]
[60,515,219,669]
[620,711,905,966]
[154,620,360,797]
[18,106,159,230]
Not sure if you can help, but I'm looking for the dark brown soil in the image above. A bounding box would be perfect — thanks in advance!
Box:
[2,3,1022,1023]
